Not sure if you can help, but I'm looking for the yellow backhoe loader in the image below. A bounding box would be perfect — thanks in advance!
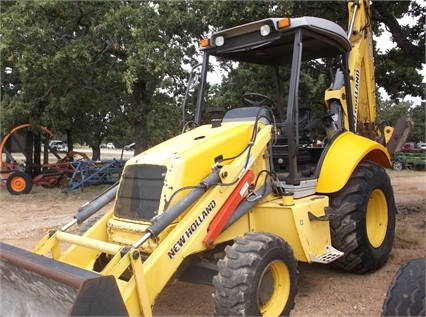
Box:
[0,1,412,316]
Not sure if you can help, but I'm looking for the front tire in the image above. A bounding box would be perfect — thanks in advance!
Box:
[329,160,396,273]
[212,232,298,316]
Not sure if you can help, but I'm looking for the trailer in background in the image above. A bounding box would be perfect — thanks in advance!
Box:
[391,151,426,171]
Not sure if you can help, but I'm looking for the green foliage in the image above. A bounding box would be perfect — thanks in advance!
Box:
[408,103,426,142]
[205,58,331,124]
[377,99,425,142]
[1,0,209,155]
[1,0,423,156]
[377,99,412,127]
[372,1,425,100]
[375,49,424,100]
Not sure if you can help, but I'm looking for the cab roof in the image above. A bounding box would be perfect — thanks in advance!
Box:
[201,17,351,65]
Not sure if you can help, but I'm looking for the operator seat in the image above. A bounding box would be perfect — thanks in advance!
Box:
[273,107,323,178]
[276,107,321,145]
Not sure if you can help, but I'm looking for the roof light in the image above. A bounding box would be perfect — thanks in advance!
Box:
[277,18,290,29]
[200,38,210,47]
[260,24,271,36]
[215,36,224,47]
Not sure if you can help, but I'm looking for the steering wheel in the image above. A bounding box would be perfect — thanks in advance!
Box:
[241,93,276,108]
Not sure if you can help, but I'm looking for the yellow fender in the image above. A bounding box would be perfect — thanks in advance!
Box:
[316,131,391,193]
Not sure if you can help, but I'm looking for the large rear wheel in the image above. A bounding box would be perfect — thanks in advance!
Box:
[6,171,33,195]
[329,160,396,273]
[212,232,298,316]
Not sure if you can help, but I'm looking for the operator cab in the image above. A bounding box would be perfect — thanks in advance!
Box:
[196,17,352,197]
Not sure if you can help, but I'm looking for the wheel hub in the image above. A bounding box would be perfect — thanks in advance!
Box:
[11,177,26,192]
[257,260,290,317]
[366,189,388,248]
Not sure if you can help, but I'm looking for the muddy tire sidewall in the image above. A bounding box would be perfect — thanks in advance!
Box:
[329,160,396,273]
[212,232,298,316]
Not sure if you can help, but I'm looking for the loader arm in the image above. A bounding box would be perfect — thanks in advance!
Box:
[0,121,274,316]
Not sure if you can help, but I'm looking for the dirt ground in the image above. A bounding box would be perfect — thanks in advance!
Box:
[0,169,424,316]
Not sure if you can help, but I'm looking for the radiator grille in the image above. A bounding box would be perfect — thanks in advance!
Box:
[114,164,166,220]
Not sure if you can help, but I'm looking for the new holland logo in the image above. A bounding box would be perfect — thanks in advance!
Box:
[168,200,216,259]
[353,68,361,131]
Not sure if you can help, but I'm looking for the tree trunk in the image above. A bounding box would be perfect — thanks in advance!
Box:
[91,145,101,161]
[66,129,73,152]
[134,117,148,155]
[43,136,49,165]
[25,132,34,177]
[133,78,154,155]
[33,133,41,175]
[372,1,423,61]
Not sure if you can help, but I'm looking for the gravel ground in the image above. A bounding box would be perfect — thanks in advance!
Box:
[1,169,424,316]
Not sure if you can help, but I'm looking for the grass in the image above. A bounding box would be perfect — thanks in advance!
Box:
[2,146,134,165]
[0,182,113,202]
[394,225,420,248]
[416,220,426,230]
[386,168,426,178]
[394,204,425,249]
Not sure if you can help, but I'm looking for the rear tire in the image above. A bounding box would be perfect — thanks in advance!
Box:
[6,171,33,195]
[212,232,298,316]
[382,258,425,316]
[329,160,396,273]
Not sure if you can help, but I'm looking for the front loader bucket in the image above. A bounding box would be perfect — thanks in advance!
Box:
[0,242,128,316]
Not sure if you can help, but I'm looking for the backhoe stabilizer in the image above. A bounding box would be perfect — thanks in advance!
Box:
[0,242,128,316]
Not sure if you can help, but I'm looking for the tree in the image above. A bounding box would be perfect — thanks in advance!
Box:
[372,1,425,101]
[408,103,426,142]
[84,1,211,154]
[377,99,412,128]
[1,1,128,160]
[2,0,423,159]
[1,1,210,158]
[376,97,425,143]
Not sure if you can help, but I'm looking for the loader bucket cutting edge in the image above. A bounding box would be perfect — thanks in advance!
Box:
[0,242,128,316]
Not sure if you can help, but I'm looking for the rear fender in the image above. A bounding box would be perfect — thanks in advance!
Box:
[316,132,390,193]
